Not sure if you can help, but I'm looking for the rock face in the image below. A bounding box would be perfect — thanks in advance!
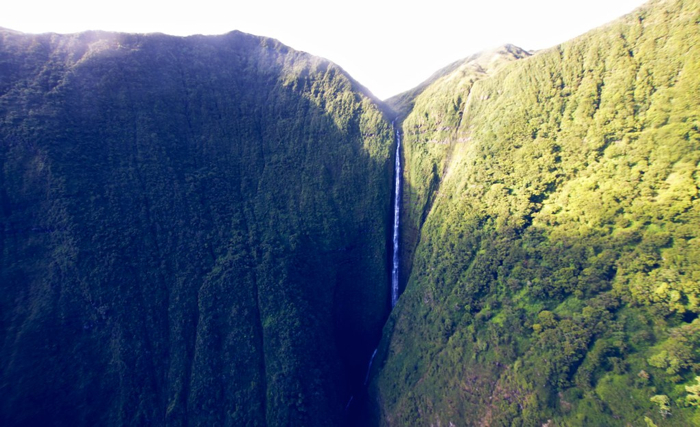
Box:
[0,29,393,426]
[371,0,700,426]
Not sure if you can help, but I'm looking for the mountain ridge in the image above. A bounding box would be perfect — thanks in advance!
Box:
[386,43,532,118]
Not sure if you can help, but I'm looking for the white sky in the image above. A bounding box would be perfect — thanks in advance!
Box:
[3,0,649,99]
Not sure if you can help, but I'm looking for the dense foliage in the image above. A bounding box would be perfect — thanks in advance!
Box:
[371,0,700,425]
[386,44,531,295]
[2,1,699,425]
[0,29,394,426]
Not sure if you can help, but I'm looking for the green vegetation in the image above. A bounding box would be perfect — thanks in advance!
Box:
[387,44,531,294]
[371,0,700,425]
[0,29,393,425]
[2,0,699,425]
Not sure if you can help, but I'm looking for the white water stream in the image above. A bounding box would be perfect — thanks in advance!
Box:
[391,122,401,307]
[345,122,402,413]
[363,348,378,386]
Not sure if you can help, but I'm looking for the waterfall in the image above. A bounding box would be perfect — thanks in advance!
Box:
[346,123,403,414]
[391,122,402,307]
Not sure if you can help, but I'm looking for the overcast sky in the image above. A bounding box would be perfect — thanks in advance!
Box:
[4,0,649,99]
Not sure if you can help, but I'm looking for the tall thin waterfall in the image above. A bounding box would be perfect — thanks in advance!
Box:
[391,122,402,307]
[345,122,403,413]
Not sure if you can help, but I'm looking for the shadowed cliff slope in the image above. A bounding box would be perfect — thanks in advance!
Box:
[0,29,393,426]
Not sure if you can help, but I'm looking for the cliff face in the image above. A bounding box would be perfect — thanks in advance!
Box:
[0,29,393,426]
[372,0,700,425]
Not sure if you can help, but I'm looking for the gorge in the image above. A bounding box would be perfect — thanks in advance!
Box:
[1,0,700,426]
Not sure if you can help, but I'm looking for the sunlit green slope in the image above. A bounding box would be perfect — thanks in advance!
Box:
[0,29,393,426]
[371,0,700,425]
[388,44,531,294]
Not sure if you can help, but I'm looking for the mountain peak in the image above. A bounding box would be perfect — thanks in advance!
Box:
[386,44,530,118]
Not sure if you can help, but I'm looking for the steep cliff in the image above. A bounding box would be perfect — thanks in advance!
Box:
[372,0,700,425]
[0,29,393,426]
